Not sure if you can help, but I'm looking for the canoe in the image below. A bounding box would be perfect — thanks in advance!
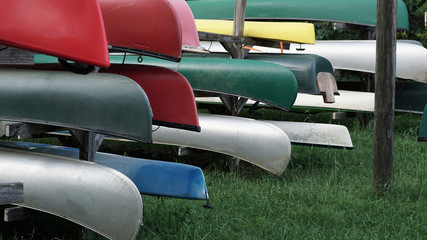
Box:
[280,40,427,83]
[109,54,298,110]
[195,19,315,44]
[339,81,427,114]
[187,0,409,30]
[152,113,291,175]
[184,51,337,95]
[102,63,200,132]
[261,121,353,149]
[419,105,427,142]
[99,0,182,61]
[31,54,200,131]
[169,0,205,53]
[0,145,142,240]
[196,90,374,113]
[0,140,209,200]
[0,68,153,142]
[0,0,109,68]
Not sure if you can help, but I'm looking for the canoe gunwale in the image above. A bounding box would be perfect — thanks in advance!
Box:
[193,90,290,111]
[0,118,153,144]
[152,119,201,132]
[110,46,181,62]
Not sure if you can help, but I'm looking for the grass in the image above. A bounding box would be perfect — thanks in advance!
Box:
[1,110,425,239]
[136,110,425,240]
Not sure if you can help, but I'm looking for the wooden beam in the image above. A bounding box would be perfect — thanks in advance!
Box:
[4,206,30,222]
[0,182,23,205]
[69,130,104,161]
[373,0,397,195]
[0,46,34,65]
[5,122,61,139]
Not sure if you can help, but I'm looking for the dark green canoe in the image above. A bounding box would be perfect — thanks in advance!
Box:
[184,52,335,95]
[109,54,298,110]
[0,68,153,142]
[419,105,427,142]
[187,0,409,30]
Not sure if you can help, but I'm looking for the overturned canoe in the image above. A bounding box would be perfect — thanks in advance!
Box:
[99,0,182,61]
[0,68,153,142]
[0,0,109,67]
[152,114,291,175]
[282,40,427,83]
[419,105,427,142]
[0,145,142,240]
[169,0,205,53]
[185,51,337,95]
[109,54,298,110]
[102,63,200,132]
[187,0,409,30]
[0,140,209,200]
[196,19,315,44]
[196,90,374,113]
[261,121,353,149]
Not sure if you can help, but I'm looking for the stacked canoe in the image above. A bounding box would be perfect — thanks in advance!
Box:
[0,0,211,239]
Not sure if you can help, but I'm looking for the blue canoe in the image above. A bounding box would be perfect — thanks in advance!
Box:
[0,140,209,201]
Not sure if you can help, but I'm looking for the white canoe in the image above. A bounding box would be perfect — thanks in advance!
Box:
[262,120,353,149]
[152,114,291,175]
[293,90,375,112]
[201,40,427,83]
[0,146,142,240]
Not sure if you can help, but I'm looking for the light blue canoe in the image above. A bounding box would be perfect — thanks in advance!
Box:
[0,140,209,201]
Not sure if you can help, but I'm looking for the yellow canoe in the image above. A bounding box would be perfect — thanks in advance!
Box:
[195,19,315,44]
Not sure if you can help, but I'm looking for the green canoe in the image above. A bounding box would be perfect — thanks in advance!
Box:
[187,0,409,30]
[109,54,298,110]
[0,68,153,142]
[419,105,427,142]
[184,52,336,95]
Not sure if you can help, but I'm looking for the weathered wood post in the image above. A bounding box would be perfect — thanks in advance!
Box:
[373,0,397,195]
[232,0,246,59]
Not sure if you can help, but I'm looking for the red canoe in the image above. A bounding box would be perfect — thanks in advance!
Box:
[0,0,109,68]
[102,63,200,132]
[99,0,182,62]
[169,0,205,53]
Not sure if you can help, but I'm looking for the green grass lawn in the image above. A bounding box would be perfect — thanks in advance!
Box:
[136,111,426,240]
[1,110,425,239]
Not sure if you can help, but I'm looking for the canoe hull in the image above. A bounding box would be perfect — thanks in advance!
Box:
[187,0,409,30]
[185,51,336,95]
[152,114,292,175]
[169,0,204,52]
[0,68,153,142]
[102,63,200,131]
[262,121,353,149]
[109,54,298,110]
[0,140,209,200]
[0,0,109,67]
[283,40,427,83]
[0,146,142,240]
[99,0,182,61]
[195,19,315,44]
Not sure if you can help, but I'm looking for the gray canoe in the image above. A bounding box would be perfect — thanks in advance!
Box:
[0,68,153,142]
[0,146,142,240]
[262,120,353,149]
[153,114,291,175]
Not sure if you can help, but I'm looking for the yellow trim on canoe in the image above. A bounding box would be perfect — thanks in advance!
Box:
[195,19,315,44]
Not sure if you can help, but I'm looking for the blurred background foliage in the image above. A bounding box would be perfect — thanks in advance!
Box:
[315,0,427,47]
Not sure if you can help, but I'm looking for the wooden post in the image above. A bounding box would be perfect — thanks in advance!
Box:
[373,0,397,195]
[232,0,246,59]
